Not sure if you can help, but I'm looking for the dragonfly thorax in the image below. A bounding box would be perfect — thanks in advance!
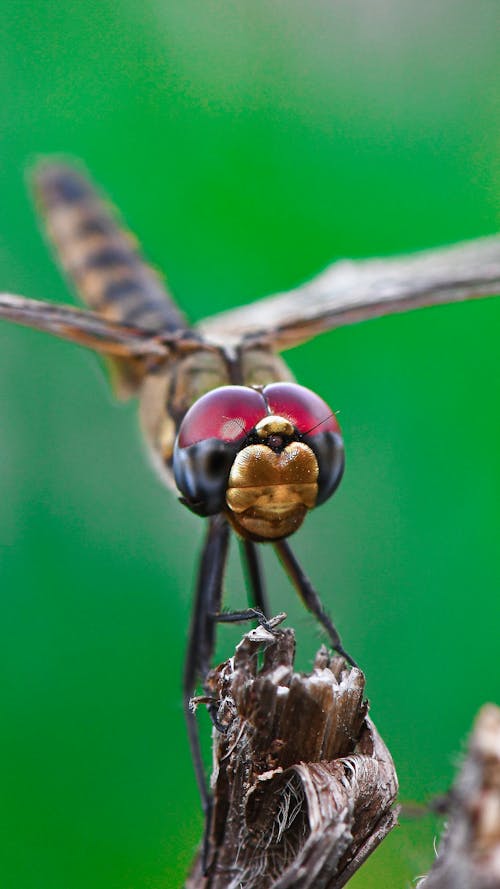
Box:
[172,382,345,541]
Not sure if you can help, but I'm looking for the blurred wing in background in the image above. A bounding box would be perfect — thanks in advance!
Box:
[0,292,170,359]
[6,161,500,383]
[197,235,500,351]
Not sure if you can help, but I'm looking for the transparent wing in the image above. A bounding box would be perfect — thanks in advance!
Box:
[197,235,500,350]
[0,293,170,359]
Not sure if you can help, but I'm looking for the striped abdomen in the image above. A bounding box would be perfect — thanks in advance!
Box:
[32,162,188,394]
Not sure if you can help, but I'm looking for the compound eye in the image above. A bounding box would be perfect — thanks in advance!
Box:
[177,386,267,448]
[264,382,344,507]
[174,386,268,517]
[309,432,345,506]
[173,437,238,516]
[263,382,340,435]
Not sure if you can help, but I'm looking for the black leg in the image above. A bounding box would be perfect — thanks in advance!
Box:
[273,538,358,668]
[183,514,230,816]
[214,607,271,629]
[240,539,271,618]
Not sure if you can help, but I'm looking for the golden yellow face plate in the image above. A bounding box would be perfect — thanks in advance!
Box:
[226,442,319,540]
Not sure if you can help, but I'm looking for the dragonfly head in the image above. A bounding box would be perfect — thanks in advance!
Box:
[173,383,344,541]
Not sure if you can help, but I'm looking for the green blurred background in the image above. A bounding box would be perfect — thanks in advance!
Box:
[1,2,499,887]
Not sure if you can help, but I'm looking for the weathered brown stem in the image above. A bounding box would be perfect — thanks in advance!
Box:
[418,704,500,889]
[186,619,399,888]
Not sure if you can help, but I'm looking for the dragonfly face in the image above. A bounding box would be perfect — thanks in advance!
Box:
[173,381,345,540]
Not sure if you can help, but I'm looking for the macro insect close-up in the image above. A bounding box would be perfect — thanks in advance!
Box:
[1,4,499,889]
[2,158,362,819]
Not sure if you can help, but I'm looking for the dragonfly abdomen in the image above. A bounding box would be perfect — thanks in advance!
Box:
[32,161,189,394]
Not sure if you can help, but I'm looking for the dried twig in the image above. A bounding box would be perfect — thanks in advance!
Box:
[186,620,399,889]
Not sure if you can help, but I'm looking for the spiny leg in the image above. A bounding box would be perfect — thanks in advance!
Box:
[240,539,271,618]
[273,538,358,668]
[214,608,273,630]
[183,513,230,845]
[211,539,272,630]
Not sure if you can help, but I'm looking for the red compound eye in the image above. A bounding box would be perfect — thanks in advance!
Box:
[263,383,340,435]
[178,386,267,448]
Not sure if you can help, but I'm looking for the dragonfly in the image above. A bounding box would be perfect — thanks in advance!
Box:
[2,162,500,826]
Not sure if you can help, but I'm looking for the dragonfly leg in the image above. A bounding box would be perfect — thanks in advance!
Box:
[273,538,358,669]
[183,513,230,865]
[213,606,276,633]
[240,539,271,618]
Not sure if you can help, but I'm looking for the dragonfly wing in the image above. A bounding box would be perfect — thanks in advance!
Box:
[197,235,500,351]
[31,161,189,395]
[0,293,170,360]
